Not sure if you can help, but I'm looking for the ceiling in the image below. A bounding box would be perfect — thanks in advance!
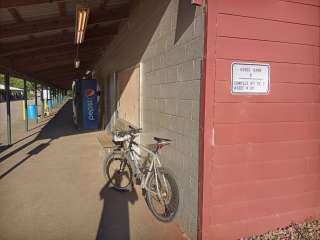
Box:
[0,0,133,89]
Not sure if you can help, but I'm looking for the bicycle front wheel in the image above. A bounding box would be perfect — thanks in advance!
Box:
[104,153,133,191]
[145,167,179,222]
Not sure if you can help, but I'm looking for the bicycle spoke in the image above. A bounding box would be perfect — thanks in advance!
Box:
[106,157,132,190]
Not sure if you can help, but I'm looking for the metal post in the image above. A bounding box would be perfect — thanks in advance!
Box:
[55,89,57,107]
[4,72,12,145]
[52,88,54,108]
[34,82,38,124]
[48,87,51,113]
[48,87,51,112]
[41,85,44,118]
[53,89,56,108]
[53,89,57,108]
[24,79,28,131]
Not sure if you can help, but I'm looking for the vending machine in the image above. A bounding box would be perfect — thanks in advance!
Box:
[72,79,99,130]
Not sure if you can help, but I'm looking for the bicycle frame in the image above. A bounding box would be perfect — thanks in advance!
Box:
[109,128,179,222]
[122,138,168,199]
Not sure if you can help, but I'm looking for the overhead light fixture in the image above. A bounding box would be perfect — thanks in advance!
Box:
[74,58,80,69]
[75,6,90,44]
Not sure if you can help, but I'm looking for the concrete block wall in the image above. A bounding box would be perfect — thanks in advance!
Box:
[95,0,204,238]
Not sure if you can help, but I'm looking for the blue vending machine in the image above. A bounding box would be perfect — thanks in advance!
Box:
[72,79,99,130]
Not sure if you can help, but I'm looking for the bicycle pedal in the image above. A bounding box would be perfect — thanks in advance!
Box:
[134,174,142,185]
[135,178,142,185]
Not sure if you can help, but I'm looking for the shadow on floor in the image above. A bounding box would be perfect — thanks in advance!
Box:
[96,183,138,240]
[0,100,96,179]
[0,100,144,240]
[0,145,9,152]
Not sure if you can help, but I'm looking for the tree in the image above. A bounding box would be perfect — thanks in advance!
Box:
[0,74,34,98]
[0,74,32,89]
[0,74,3,85]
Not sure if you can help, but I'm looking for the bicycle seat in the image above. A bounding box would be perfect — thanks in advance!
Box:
[153,137,172,144]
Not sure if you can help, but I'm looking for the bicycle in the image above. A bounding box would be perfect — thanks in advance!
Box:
[103,125,179,222]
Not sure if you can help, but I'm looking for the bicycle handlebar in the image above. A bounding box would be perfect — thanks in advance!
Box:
[113,126,142,138]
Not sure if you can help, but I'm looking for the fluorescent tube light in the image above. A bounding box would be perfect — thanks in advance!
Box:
[75,6,90,44]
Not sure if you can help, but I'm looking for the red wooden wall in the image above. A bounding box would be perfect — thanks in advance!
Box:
[201,0,320,239]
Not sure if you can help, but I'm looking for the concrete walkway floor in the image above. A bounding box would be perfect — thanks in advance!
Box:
[0,101,184,240]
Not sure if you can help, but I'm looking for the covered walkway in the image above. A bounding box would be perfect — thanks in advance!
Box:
[0,101,184,240]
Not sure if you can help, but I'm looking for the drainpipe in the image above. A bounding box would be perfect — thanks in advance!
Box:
[198,1,211,239]
[4,72,12,145]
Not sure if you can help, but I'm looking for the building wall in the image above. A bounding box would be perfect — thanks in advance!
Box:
[202,0,320,239]
[94,0,205,238]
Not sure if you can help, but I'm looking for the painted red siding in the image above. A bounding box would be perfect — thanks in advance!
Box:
[201,0,320,239]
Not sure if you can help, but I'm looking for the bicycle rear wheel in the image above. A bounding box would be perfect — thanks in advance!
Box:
[104,153,133,191]
[145,167,179,222]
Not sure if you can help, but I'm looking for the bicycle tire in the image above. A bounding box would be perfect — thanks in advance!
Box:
[145,167,179,222]
[104,153,133,191]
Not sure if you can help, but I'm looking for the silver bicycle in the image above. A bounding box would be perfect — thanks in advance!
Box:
[103,125,179,222]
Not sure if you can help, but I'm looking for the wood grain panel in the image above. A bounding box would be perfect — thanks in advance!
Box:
[215,103,320,123]
[215,122,320,145]
[282,0,320,6]
[213,140,320,165]
[203,0,320,238]
[216,37,320,65]
[215,81,320,103]
[210,175,320,205]
[217,14,320,46]
[217,0,320,26]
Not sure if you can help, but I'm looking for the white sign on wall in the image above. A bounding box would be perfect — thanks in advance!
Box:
[231,62,270,94]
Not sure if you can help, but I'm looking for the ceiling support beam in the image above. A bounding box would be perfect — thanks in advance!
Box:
[5,41,107,66]
[100,0,111,10]
[0,24,117,56]
[20,54,98,72]
[7,8,24,23]
[30,62,92,76]
[0,64,42,85]
[12,49,102,68]
[0,5,129,39]
[0,0,61,9]
[57,1,67,16]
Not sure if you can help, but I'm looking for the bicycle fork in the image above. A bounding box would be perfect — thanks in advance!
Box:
[143,156,169,201]
[128,151,142,178]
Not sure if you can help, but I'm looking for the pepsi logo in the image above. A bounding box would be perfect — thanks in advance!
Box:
[85,89,95,97]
